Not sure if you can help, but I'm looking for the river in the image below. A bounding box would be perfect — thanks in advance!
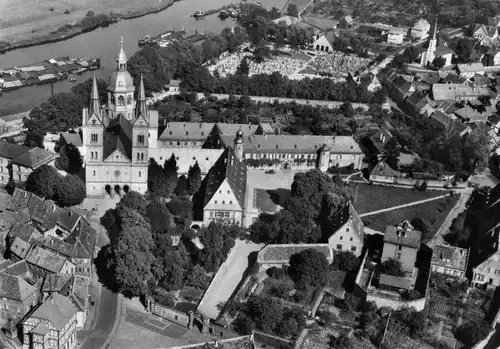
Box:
[0,0,287,116]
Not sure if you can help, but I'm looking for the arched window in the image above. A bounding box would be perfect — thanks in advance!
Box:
[137,153,140,161]
[139,171,142,177]
[93,170,96,176]
[141,153,144,161]
[118,96,125,106]
[127,96,132,105]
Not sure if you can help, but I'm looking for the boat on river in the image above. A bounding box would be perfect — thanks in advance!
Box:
[219,10,230,19]
[193,10,205,18]
[138,35,151,46]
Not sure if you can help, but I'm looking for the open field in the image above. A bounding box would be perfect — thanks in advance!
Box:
[0,0,165,42]
[362,196,459,241]
[348,184,445,215]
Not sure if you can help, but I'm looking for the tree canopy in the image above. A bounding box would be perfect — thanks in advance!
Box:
[332,251,360,273]
[187,161,202,195]
[379,258,405,277]
[288,249,329,289]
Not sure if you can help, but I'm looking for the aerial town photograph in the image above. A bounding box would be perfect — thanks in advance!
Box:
[2,0,500,348]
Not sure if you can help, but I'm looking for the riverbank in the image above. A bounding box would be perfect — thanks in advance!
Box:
[0,0,178,55]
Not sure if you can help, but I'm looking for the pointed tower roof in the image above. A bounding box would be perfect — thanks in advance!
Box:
[134,75,148,124]
[432,17,438,41]
[88,75,101,121]
[117,35,127,68]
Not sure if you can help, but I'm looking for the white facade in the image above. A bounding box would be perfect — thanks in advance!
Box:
[312,35,334,53]
[202,179,243,226]
[328,220,364,257]
[387,31,404,45]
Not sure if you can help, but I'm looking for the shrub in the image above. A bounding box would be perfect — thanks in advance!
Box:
[64,9,70,14]
[267,266,287,279]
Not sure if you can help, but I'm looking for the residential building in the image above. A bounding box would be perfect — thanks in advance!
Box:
[366,128,393,154]
[411,19,431,40]
[195,148,246,226]
[25,246,75,278]
[456,63,485,78]
[381,221,421,273]
[168,79,181,93]
[387,28,405,45]
[432,83,490,101]
[431,244,469,279]
[325,202,364,257]
[0,273,38,320]
[406,91,432,115]
[339,15,353,29]
[481,51,500,66]
[0,142,55,184]
[59,132,83,156]
[473,24,498,40]
[256,244,333,270]
[21,293,78,349]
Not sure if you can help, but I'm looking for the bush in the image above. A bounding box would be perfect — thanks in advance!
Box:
[64,9,70,14]
[151,287,176,308]
[233,315,254,335]
[267,266,287,279]
[288,249,329,289]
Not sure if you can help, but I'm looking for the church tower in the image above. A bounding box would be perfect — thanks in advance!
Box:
[107,36,136,120]
[234,129,244,159]
[421,19,438,67]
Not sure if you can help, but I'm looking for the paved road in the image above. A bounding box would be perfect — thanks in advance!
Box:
[80,287,120,349]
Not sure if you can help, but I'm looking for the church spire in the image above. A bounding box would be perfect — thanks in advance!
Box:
[116,35,128,71]
[432,17,438,41]
[135,75,148,121]
[89,75,101,119]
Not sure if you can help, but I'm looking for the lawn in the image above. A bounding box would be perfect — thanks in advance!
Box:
[362,196,458,241]
[347,183,445,215]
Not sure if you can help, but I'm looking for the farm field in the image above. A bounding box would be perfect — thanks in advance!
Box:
[347,183,445,215]
[0,0,165,42]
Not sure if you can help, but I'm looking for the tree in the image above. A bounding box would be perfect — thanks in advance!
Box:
[288,249,329,289]
[120,191,149,217]
[246,295,283,332]
[379,258,405,277]
[278,317,298,337]
[163,154,179,196]
[25,165,60,200]
[174,175,188,196]
[381,137,400,169]
[332,251,360,272]
[462,131,489,174]
[432,56,446,70]
[187,162,202,195]
[148,158,172,197]
[185,265,208,289]
[234,315,254,335]
[5,178,16,195]
[236,57,250,75]
[55,174,86,207]
[55,147,70,172]
[56,144,83,174]
[24,130,45,148]
[71,77,108,105]
[146,199,171,237]
[286,3,299,17]
[109,209,155,296]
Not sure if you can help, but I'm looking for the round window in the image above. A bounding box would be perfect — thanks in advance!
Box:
[115,170,120,177]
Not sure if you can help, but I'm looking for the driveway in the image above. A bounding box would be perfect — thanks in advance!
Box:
[197,240,263,319]
[80,287,120,349]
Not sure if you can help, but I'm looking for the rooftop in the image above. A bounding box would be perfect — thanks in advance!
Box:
[379,274,412,290]
[56,208,81,232]
[0,272,37,301]
[25,246,70,274]
[159,122,215,141]
[6,188,31,212]
[10,148,55,169]
[257,244,332,264]
[25,293,78,331]
[384,221,421,249]
[61,132,83,147]
[0,142,30,161]
[10,237,33,260]
[431,244,468,271]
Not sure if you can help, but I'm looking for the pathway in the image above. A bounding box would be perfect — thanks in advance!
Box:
[197,239,262,320]
[427,188,473,248]
[359,194,451,218]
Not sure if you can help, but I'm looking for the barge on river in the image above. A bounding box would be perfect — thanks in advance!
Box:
[0,56,100,94]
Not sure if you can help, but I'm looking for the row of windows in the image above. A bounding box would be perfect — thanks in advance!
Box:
[213,200,234,205]
[339,236,354,242]
[336,244,357,252]
[161,141,201,147]
[246,153,317,160]
[137,153,145,161]
[209,211,235,218]
[91,134,98,143]
[432,266,462,276]
[90,152,99,160]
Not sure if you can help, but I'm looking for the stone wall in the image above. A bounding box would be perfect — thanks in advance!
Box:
[365,292,426,311]
[150,303,189,327]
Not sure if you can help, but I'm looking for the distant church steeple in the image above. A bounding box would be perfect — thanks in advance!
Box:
[421,17,439,67]
[117,35,128,71]
[135,75,148,120]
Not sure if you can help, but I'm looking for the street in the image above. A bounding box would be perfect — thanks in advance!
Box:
[80,287,120,349]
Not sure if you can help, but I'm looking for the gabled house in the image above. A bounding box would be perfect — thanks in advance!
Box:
[481,51,500,66]
[195,148,246,226]
[431,244,469,279]
[411,19,431,40]
[456,63,485,78]
[366,128,394,154]
[406,91,432,115]
[54,208,81,239]
[381,221,421,273]
[24,246,75,279]
[21,293,78,349]
[7,188,31,212]
[0,272,38,321]
[339,15,353,29]
[325,202,364,256]
[387,28,405,45]
[311,31,335,52]
[256,244,333,270]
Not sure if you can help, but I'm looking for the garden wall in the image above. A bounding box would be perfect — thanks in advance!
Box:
[254,330,294,348]
[365,293,426,311]
[369,175,466,189]
[150,303,190,327]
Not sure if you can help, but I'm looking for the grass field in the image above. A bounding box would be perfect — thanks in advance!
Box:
[362,196,458,241]
[348,184,445,215]
[0,0,164,42]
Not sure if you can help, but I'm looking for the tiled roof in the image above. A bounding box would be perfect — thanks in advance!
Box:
[0,142,30,161]
[431,244,468,271]
[42,274,73,294]
[434,46,454,57]
[432,83,490,101]
[9,222,44,245]
[412,18,430,30]
[26,293,78,331]
[25,246,69,274]
[1,261,30,278]
[326,202,364,240]
[27,194,44,219]
[371,161,400,177]
[10,148,55,169]
[159,122,215,141]
[0,272,37,301]
[202,148,246,210]
[0,211,20,233]
[10,237,33,259]
[430,111,453,127]
[384,221,421,249]
[169,79,181,87]
[71,275,89,310]
[31,323,50,336]
[0,192,11,212]
[257,244,332,264]
[41,201,62,231]
[216,123,261,137]
[103,114,132,160]
[64,218,95,259]
[455,106,481,120]
[56,208,81,232]
[7,188,31,212]
[61,132,83,147]
[458,63,485,73]
[379,274,412,290]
